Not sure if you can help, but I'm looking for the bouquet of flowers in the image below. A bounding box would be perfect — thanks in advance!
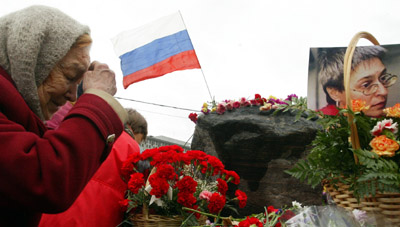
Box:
[189,93,303,124]
[120,144,248,226]
[285,100,400,201]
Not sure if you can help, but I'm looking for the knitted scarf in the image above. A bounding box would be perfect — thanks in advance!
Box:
[0,5,90,119]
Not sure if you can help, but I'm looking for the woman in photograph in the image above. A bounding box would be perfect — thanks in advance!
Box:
[318,46,397,117]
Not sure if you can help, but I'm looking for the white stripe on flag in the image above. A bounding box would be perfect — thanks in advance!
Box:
[111,12,186,57]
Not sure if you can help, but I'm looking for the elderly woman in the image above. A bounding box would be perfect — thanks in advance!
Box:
[318,46,397,117]
[0,5,127,226]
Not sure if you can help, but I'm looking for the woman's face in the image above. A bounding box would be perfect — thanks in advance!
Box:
[38,46,90,120]
[349,57,387,117]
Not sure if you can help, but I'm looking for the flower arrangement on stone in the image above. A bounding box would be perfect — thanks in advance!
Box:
[286,99,400,199]
[120,144,247,226]
[188,94,300,123]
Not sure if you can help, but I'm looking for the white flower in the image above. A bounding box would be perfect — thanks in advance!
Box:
[352,209,367,221]
[292,200,302,209]
[371,119,398,136]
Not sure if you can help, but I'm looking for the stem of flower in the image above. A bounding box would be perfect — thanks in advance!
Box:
[181,207,244,222]
[182,207,218,218]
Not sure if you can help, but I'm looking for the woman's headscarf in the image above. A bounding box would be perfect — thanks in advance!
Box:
[0,5,90,119]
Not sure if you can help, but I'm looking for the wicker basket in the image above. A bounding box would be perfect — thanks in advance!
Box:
[130,214,183,227]
[324,31,400,225]
[129,205,183,227]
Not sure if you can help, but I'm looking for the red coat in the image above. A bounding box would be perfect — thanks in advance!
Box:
[39,132,139,227]
[0,67,123,226]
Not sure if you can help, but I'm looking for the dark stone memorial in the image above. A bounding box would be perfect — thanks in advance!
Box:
[191,106,323,215]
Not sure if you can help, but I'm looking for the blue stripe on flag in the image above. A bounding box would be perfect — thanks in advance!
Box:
[120,30,195,77]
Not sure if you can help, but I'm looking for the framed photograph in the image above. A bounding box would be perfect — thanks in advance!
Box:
[307,44,400,117]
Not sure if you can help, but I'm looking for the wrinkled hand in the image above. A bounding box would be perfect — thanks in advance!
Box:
[82,61,117,96]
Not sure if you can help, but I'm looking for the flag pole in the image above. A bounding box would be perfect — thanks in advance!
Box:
[178,11,214,102]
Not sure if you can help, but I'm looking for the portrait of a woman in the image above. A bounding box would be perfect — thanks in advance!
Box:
[311,46,398,117]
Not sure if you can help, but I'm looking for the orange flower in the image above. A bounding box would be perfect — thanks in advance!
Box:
[384,103,400,117]
[369,135,399,157]
[351,99,369,112]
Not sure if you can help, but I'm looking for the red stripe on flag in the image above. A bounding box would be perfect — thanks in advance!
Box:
[123,50,200,88]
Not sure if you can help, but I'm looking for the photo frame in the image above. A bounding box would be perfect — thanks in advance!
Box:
[307,44,400,113]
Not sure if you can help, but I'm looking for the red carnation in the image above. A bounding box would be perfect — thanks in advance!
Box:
[207,155,225,175]
[158,145,184,153]
[189,113,198,123]
[224,170,240,185]
[149,175,169,198]
[119,199,130,211]
[177,191,197,208]
[176,176,197,194]
[217,178,228,195]
[237,216,263,227]
[235,189,247,208]
[121,161,134,179]
[128,172,145,194]
[140,148,159,160]
[121,151,141,177]
[267,205,279,214]
[174,152,191,164]
[186,150,208,163]
[280,210,296,222]
[207,193,226,214]
[150,150,177,166]
[155,164,176,181]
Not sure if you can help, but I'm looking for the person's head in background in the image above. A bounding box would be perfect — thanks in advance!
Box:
[124,108,148,144]
[319,46,397,117]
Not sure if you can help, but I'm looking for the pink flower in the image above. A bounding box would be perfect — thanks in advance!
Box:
[216,103,226,115]
[233,101,241,109]
[371,119,398,136]
[240,97,251,107]
[199,190,213,201]
[226,101,234,110]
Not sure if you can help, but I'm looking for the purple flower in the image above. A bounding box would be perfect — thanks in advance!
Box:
[201,108,210,114]
[285,94,298,101]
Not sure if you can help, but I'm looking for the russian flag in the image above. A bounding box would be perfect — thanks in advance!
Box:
[112,12,201,89]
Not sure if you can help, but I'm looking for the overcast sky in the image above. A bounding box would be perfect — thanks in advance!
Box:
[2,0,400,143]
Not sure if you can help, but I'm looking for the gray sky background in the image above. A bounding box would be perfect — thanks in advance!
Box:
[2,0,400,143]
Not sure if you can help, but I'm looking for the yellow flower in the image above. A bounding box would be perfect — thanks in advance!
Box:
[384,103,400,117]
[202,102,208,108]
[351,99,369,112]
[259,103,272,111]
[268,95,277,100]
[211,107,217,112]
[370,135,399,157]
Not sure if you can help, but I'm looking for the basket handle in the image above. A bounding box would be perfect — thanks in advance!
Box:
[343,31,380,164]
